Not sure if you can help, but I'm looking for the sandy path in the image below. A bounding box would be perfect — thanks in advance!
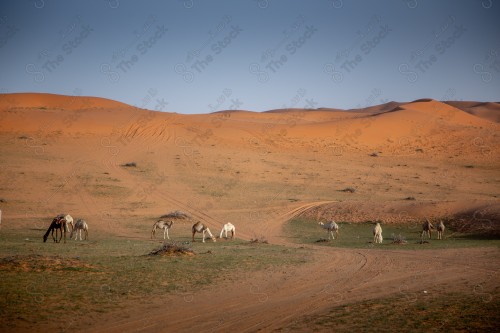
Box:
[85,204,499,333]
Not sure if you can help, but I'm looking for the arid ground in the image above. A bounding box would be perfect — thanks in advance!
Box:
[0,93,499,332]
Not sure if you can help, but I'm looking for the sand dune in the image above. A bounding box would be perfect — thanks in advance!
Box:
[0,93,498,228]
[445,101,500,123]
[0,92,132,110]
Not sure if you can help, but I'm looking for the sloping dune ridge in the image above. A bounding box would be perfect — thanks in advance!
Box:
[0,93,499,332]
[0,92,499,231]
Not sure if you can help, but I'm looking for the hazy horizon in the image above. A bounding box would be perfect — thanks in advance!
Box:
[1,0,499,114]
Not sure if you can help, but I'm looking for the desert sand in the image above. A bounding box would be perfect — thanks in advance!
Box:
[0,93,498,332]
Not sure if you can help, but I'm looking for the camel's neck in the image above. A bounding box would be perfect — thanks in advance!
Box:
[43,225,54,238]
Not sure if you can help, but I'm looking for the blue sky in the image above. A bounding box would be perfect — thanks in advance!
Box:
[1,0,499,114]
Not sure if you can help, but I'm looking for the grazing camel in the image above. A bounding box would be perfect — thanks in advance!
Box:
[192,222,216,243]
[43,215,67,243]
[436,221,445,240]
[421,219,435,240]
[57,214,73,233]
[151,220,174,240]
[219,223,235,240]
[373,222,383,244]
[70,219,88,240]
[318,221,339,240]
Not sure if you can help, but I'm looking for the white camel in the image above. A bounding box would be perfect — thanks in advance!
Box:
[219,223,235,239]
[436,221,445,240]
[151,220,174,240]
[192,222,216,243]
[57,214,73,233]
[373,222,383,244]
[318,221,339,240]
[70,219,88,240]
[421,219,434,240]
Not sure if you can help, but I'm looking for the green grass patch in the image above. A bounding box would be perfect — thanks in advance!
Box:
[285,217,500,250]
[0,229,307,331]
[278,292,500,332]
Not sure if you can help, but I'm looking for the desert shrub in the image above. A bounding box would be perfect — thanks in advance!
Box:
[149,242,194,256]
[160,210,191,219]
[341,187,356,193]
[391,233,407,244]
[250,235,268,244]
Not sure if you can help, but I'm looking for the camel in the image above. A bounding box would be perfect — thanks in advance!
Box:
[373,222,383,244]
[421,219,435,240]
[219,223,235,239]
[318,221,339,240]
[57,214,73,233]
[43,215,67,243]
[70,219,88,240]
[151,220,174,240]
[192,222,216,243]
[436,220,445,240]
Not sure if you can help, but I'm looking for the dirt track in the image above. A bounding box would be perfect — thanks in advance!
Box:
[86,204,500,333]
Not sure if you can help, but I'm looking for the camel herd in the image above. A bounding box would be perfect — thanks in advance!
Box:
[151,220,235,243]
[42,213,445,245]
[42,214,88,243]
[421,219,445,241]
[317,218,445,244]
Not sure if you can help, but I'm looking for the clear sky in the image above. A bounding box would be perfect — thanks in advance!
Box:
[1,0,499,114]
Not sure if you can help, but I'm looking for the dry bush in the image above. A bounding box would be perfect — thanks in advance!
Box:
[160,210,191,219]
[250,235,268,244]
[315,238,330,243]
[340,187,356,193]
[149,242,194,256]
[391,233,407,244]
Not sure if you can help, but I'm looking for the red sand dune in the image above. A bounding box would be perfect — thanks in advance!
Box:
[0,92,132,110]
[445,101,500,123]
